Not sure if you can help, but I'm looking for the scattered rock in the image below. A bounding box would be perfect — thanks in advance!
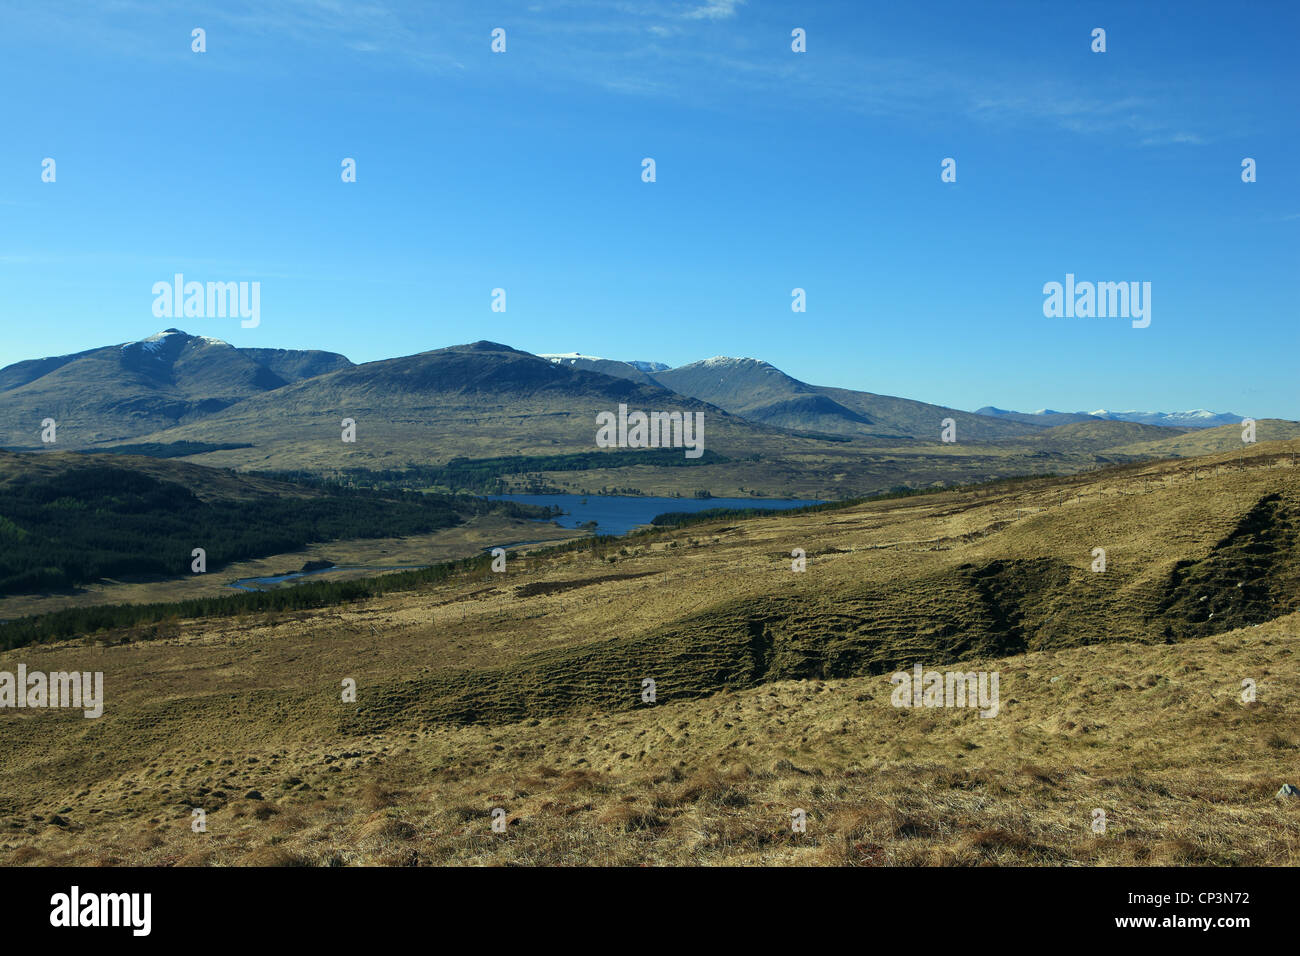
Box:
[1277,784,1299,800]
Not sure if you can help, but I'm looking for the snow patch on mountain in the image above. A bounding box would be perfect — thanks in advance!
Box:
[977,405,1242,429]
[1090,409,1241,428]
[540,352,606,363]
[540,353,670,372]
[121,329,230,354]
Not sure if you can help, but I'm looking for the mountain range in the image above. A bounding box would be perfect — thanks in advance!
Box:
[0,330,1290,498]
[974,406,1243,429]
[539,353,1242,434]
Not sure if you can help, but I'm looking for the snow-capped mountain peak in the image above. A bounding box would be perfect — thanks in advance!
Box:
[123,329,230,351]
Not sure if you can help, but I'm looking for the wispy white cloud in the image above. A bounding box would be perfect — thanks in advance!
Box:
[10,0,1209,143]
[1139,131,1206,147]
[681,0,745,21]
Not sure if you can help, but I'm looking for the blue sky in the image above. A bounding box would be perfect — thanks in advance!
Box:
[2,0,1297,417]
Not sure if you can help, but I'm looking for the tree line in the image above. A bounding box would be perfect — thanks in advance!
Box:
[0,464,523,596]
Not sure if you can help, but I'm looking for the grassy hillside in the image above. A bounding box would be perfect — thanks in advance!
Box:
[1105,419,1300,457]
[1018,419,1188,450]
[6,616,1293,866]
[1,441,1298,865]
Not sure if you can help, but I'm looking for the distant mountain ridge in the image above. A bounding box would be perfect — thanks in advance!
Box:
[1090,409,1243,428]
[541,352,1248,440]
[97,340,796,471]
[694,358,1108,440]
[975,405,1242,430]
[546,353,1043,441]
[0,330,1271,474]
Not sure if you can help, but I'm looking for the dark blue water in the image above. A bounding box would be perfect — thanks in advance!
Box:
[488,493,823,537]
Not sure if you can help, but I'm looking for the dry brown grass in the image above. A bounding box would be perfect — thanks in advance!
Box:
[2,442,1300,866]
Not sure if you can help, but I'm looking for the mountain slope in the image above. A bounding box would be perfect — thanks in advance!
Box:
[238,347,354,383]
[0,330,353,449]
[1016,419,1191,453]
[652,357,885,436]
[655,357,1045,441]
[118,341,802,470]
[538,353,660,386]
[4,333,1284,497]
[1104,419,1300,457]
